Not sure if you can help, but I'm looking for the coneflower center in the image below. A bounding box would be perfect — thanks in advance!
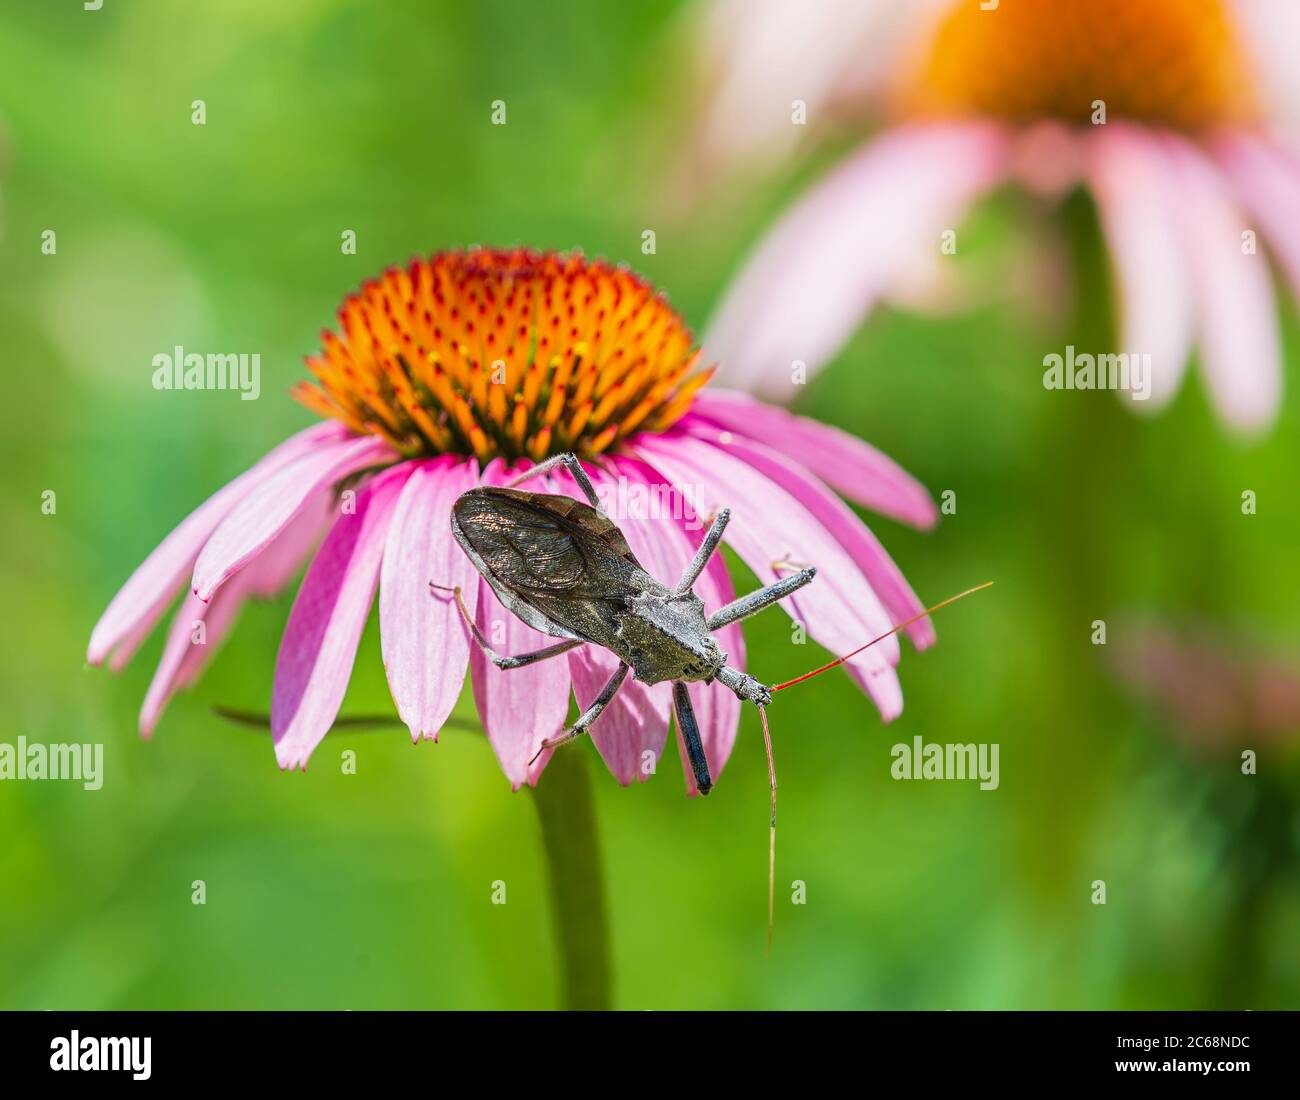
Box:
[904,0,1257,131]
[296,248,713,462]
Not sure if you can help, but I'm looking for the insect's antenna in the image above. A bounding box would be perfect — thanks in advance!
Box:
[771,581,994,693]
[758,704,777,957]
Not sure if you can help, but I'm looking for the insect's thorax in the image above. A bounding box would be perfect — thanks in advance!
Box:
[612,589,726,685]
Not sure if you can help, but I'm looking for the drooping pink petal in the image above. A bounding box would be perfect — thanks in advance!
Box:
[108,448,337,677]
[243,491,337,599]
[139,592,226,739]
[379,456,481,744]
[271,466,411,770]
[1163,135,1283,433]
[685,391,937,529]
[106,611,172,675]
[1212,130,1300,300]
[139,494,336,737]
[637,435,904,721]
[704,123,1010,398]
[87,422,345,668]
[1086,123,1194,409]
[192,433,396,602]
[694,428,935,650]
[468,461,574,788]
[472,576,573,789]
[139,582,259,740]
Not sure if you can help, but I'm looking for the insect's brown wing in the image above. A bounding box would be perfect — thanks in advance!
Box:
[451,487,652,644]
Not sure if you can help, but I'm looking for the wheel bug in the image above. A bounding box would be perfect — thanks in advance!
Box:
[433,452,990,949]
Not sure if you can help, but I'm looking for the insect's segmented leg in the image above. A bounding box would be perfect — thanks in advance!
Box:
[705,567,817,631]
[430,583,583,669]
[528,662,630,764]
[673,508,731,595]
[505,452,605,515]
[672,681,713,794]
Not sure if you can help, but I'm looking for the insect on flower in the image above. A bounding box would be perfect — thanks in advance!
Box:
[435,452,795,790]
[86,245,976,944]
[435,449,990,947]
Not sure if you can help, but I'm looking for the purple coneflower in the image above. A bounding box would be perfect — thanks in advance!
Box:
[89,248,937,789]
[692,0,1300,432]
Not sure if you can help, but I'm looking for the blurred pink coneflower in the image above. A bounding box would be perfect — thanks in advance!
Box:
[89,248,937,789]
[692,0,1300,432]
[1115,621,1300,754]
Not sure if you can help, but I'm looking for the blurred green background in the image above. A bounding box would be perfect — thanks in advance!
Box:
[2,0,1298,1010]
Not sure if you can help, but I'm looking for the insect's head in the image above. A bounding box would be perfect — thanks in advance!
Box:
[680,630,726,682]
[663,589,727,681]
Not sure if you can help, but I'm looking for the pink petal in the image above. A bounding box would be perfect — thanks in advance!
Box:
[472,576,573,789]
[243,491,336,599]
[379,457,481,743]
[704,123,1010,397]
[192,433,396,602]
[1213,130,1300,300]
[685,390,938,528]
[1086,123,1194,409]
[637,435,904,722]
[108,454,334,678]
[694,428,934,650]
[87,423,344,668]
[1164,135,1283,433]
[468,461,574,788]
[139,496,336,737]
[106,611,172,675]
[139,586,248,739]
[139,592,225,738]
[271,466,410,770]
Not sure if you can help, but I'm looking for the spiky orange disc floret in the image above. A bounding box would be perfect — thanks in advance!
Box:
[294,247,714,462]
[904,0,1257,132]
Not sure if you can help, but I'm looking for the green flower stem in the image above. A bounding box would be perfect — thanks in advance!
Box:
[212,706,612,1005]
[1019,190,1138,910]
[1212,769,1295,1006]
[530,746,612,1010]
